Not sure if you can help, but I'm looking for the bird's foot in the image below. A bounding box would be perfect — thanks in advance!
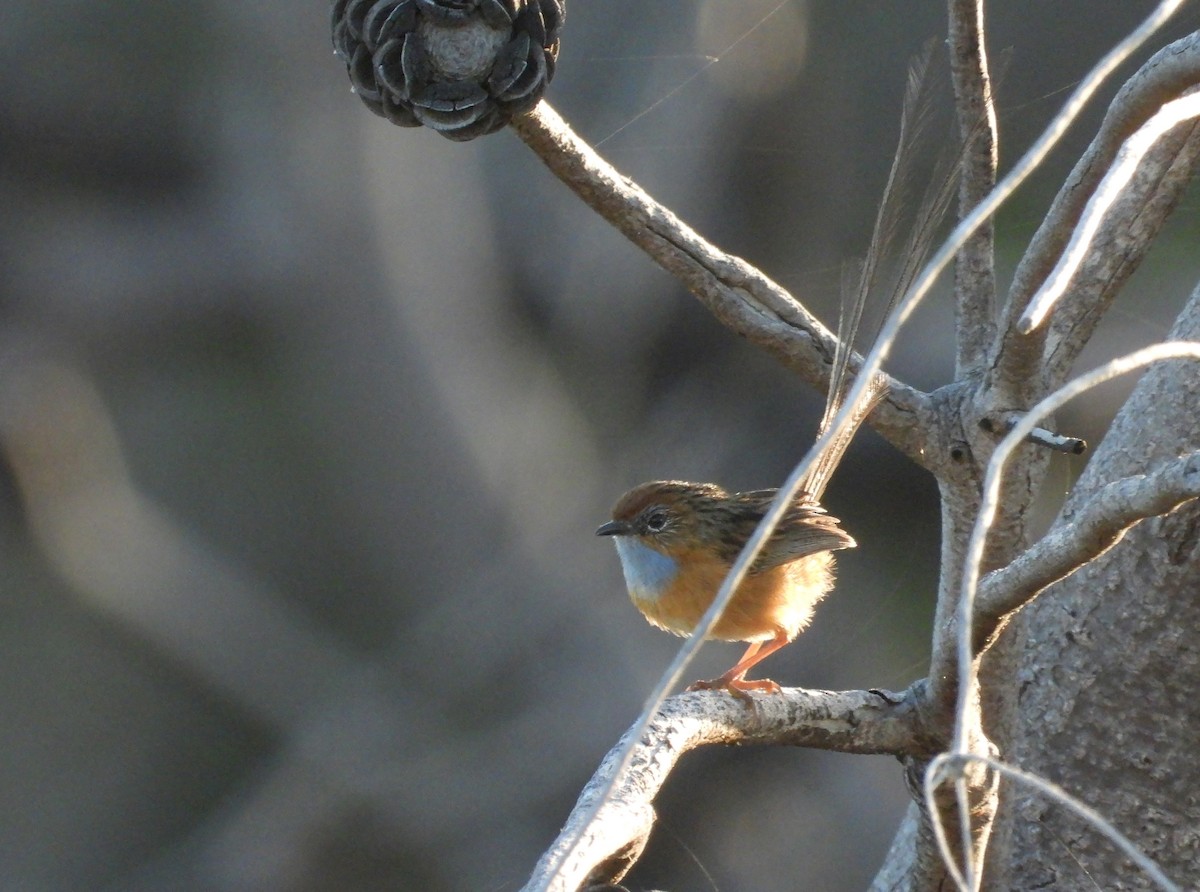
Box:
[687,675,782,704]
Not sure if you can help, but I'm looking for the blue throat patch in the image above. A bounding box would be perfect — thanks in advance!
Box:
[613,537,678,601]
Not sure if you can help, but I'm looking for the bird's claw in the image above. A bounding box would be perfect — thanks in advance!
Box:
[688,676,782,705]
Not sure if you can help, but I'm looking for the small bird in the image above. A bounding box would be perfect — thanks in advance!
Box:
[596,480,857,697]
[596,348,884,699]
[597,46,959,699]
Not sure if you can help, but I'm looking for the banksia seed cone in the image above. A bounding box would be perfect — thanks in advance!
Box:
[331,0,564,141]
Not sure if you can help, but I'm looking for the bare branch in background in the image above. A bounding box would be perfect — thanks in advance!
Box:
[0,347,361,728]
[509,102,932,468]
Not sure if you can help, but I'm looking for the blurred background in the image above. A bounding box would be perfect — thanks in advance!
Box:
[0,1,1197,890]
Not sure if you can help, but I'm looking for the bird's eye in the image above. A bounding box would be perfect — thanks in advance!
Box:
[644,508,669,532]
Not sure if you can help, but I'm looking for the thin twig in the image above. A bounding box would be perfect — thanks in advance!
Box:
[980,412,1087,453]
[1023,426,1087,454]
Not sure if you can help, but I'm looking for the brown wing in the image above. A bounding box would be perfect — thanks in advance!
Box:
[708,490,855,571]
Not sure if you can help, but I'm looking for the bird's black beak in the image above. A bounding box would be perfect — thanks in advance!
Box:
[595,520,628,537]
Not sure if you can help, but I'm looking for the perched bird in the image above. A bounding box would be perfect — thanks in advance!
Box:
[596,342,885,699]
[597,46,959,699]
[596,480,858,696]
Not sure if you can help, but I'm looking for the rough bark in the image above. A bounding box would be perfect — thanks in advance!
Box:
[991,285,1200,889]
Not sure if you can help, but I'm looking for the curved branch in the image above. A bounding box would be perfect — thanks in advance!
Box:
[974,450,1200,654]
[522,684,932,892]
[510,102,930,467]
[991,31,1200,404]
[1042,114,1200,383]
[1020,91,1200,334]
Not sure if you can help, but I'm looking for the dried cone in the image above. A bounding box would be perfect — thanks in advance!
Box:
[331,0,564,141]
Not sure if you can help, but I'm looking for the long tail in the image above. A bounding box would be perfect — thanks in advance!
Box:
[802,41,962,501]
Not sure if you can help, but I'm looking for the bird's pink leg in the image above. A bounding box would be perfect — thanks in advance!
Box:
[687,630,791,701]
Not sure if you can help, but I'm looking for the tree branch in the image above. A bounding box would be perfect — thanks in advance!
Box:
[509,102,931,468]
[947,0,998,375]
[974,450,1200,654]
[514,8,1193,891]
[1042,113,1200,382]
[920,341,1200,889]
[1020,91,1200,334]
[522,684,932,892]
[990,31,1200,404]
[931,341,1200,715]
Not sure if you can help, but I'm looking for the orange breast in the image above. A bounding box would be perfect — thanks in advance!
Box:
[630,547,838,642]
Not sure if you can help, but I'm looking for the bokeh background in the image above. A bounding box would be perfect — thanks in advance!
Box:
[1,1,1197,890]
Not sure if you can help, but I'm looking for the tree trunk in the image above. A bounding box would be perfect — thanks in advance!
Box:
[993,285,1200,888]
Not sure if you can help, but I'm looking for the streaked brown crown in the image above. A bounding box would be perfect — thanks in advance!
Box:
[611,480,724,521]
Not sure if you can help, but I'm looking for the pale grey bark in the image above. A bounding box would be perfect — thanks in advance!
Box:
[992,285,1200,889]
[524,685,929,892]
[948,0,998,375]
[992,31,1200,406]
